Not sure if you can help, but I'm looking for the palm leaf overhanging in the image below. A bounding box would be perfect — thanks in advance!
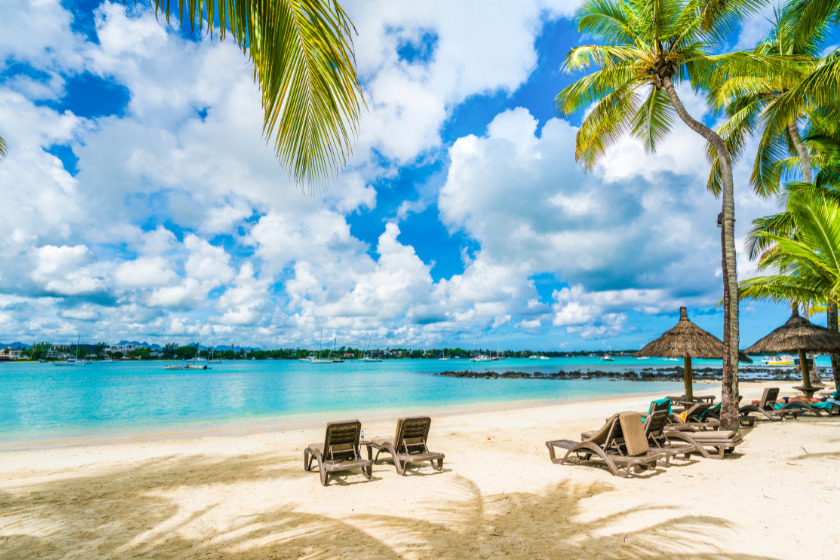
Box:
[0,135,6,160]
[156,0,364,187]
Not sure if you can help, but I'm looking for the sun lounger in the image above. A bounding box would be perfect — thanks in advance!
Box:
[670,402,721,430]
[304,420,373,486]
[662,425,743,458]
[546,412,662,477]
[739,388,799,422]
[369,417,445,475]
[643,410,703,465]
[641,397,673,421]
[773,399,833,416]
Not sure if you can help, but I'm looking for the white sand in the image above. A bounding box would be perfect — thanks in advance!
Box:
[1,380,838,559]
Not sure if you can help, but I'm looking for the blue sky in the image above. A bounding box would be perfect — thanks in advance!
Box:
[0,0,815,349]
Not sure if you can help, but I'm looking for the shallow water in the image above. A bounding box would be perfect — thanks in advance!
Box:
[0,355,824,441]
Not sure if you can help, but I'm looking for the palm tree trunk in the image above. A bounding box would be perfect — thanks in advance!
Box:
[828,301,840,388]
[788,123,824,385]
[663,76,739,431]
[788,122,812,183]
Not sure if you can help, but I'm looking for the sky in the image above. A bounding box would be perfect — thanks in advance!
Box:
[0,0,817,350]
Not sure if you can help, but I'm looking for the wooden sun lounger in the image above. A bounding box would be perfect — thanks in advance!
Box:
[643,410,703,465]
[669,402,721,430]
[304,420,373,486]
[370,417,445,475]
[739,388,799,423]
[662,425,743,459]
[546,412,662,478]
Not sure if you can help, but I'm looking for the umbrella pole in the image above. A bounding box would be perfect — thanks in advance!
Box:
[684,356,693,401]
[798,349,812,389]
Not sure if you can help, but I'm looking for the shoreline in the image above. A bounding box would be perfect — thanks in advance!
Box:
[1,380,837,559]
[0,387,681,452]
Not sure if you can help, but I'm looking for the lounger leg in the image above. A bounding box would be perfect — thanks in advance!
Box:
[313,449,328,486]
[545,441,560,463]
[363,463,372,480]
[304,448,313,472]
[433,458,443,471]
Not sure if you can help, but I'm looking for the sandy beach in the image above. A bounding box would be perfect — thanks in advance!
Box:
[1,380,838,559]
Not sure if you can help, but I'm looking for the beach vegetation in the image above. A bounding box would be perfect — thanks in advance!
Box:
[555,0,770,430]
[0,0,364,188]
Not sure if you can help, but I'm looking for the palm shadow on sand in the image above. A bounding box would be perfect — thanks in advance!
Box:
[0,455,778,559]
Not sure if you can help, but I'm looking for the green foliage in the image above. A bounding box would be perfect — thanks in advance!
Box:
[149,0,363,188]
[556,0,767,170]
[0,135,6,160]
[741,188,840,306]
[705,3,822,197]
[26,342,52,361]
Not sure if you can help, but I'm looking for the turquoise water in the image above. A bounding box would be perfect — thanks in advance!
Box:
[0,356,819,442]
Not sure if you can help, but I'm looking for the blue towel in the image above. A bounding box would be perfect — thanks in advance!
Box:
[811,401,837,410]
[642,397,673,420]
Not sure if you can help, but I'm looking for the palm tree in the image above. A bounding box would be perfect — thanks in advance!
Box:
[764,0,840,150]
[0,0,364,187]
[743,112,840,382]
[555,0,769,430]
[740,187,840,386]
[705,5,823,197]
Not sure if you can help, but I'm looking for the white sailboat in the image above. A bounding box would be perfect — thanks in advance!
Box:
[54,335,90,366]
[309,331,340,364]
[360,338,381,362]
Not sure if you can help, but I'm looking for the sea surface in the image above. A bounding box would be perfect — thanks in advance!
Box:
[0,355,825,443]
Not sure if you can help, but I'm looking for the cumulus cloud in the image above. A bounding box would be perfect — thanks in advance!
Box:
[0,0,784,348]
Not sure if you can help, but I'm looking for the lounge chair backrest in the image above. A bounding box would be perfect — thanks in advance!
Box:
[760,388,779,410]
[643,410,670,446]
[586,413,621,446]
[648,398,672,416]
[617,412,650,456]
[684,402,711,421]
[395,417,431,455]
[324,420,362,461]
[697,402,721,420]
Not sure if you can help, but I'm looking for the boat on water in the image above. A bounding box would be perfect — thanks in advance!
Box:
[165,361,209,370]
[54,336,90,366]
[54,357,90,366]
[306,332,343,363]
[439,348,450,361]
[470,354,491,362]
[601,355,615,362]
[765,355,795,366]
[360,338,382,362]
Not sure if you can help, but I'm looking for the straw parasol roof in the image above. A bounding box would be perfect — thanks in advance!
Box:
[744,308,840,354]
[636,307,752,362]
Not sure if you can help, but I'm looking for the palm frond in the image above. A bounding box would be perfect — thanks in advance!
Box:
[786,0,840,47]
[0,135,6,160]
[576,0,640,45]
[555,64,636,114]
[151,0,363,188]
[739,275,826,305]
[630,86,676,152]
[574,83,641,169]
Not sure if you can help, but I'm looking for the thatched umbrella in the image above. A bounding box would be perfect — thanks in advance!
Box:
[744,307,840,392]
[635,307,752,400]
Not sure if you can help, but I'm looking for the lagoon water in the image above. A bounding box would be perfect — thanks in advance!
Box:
[0,355,815,443]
